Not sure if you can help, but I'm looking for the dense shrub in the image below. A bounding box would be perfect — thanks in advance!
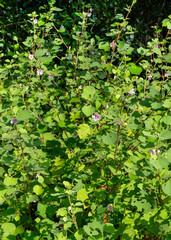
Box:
[0,0,170,239]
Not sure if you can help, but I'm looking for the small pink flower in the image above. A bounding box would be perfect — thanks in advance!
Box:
[154,45,159,49]
[148,74,152,80]
[130,34,134,39]
[164,72,169,77]
[126,40,131,44]
[107,205,113,212]
[33,19,38,24]
[11,118,19,125]
[49,74,53,78]
[46,52,50,56]
[60,25,64,29]
[101,60,106,63]
[37,69,43,76]
[36,173,39,178]
[149,149,160,155]
[110,42,115,48]
[128,89,135,95]
[68,54,72,60]
[90,8,93,12]
[91,51,95,55]
[87,12,92,17]
[74,133,78,138]
[78,85,82,90]
[92,113,101,121]
[29,54,34,60]
[122,27,126,31]
[116,120,124,125]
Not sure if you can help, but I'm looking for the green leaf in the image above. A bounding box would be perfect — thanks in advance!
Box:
[103,223,115,233]
[151,102,163,109]
[150,157,169,170]
[153,48,161,55]
[74,230,84,240]
[77,188,89,202]
[1,223,16,234]
[38,20,45,26]
[78,124,90,139]
[114,14,124,19]
[4,177,18,186]
[128,63,142,75]
[98,42,110,51]
[137,47,149,55]
[51,7,63,11]
[16,110,33,121]
[163,99,171,108]
[33,185,44,195]
[82,105,95,117]
[39,56,53,64]
[162,180,171,196]
[37,124,47,133]
[118,41,134,55]
[162,18,170,27]
[102,132,117,145]
[37,202,47,217]
[43,132,55,141]
[162,116,171,125]
[164,53,171,63]
[160,130,171,140]
[82,86,96,100]
[58,120,66,127]
[35,49,47,57]
[57,207,67,216]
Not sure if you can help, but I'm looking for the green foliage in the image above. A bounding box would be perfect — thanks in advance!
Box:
[0,0,170,239]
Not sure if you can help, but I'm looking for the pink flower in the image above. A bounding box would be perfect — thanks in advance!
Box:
[92,113,101,121]
[78,85,82,90]
[149,149,160,155]
[46,52,50,56]
[90,8,93,12]
[11,118,19,125]
[164,72,169,77]
[33,19,38,24]
[60,25,64,29]
[148,74,152,80]
[116,120,124,125]
[37,69,43,76]
[29,54,34,60]
[36,173,39,178]
[126,40,131,44]
[87,12,92,17]
[74,133,78,138]
[128,89,135,95]
[130,34,134,39]
[122,27,126,31]
[101,60,106,63]
[110,42,115,48]
[49,74,53,78]
[68,54,72,60]
[107,205,113,212]
[91,51,95,55]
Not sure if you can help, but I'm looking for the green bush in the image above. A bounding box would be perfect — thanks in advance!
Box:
[0,0,170,239]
